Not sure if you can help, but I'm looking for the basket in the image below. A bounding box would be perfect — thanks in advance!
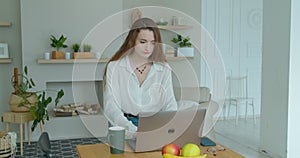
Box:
[9,93,38,112]
[0,132,16,158]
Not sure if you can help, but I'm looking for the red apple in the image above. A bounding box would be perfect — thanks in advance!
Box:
[161,143,180,156]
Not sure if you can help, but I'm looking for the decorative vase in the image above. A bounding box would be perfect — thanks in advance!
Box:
[9,93,38,112]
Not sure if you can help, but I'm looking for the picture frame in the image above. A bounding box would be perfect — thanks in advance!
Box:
[0,43,9,58]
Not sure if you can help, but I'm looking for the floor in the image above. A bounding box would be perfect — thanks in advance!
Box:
[214,117,272,158]
[14,137,101,158]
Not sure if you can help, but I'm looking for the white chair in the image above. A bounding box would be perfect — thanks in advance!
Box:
[225,76,255,125]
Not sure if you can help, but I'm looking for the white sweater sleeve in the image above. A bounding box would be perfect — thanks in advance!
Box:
[103,63,137,139]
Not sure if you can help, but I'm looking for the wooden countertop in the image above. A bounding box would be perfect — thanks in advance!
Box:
[76,143,245,158]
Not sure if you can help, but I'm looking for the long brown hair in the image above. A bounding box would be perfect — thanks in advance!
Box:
[103,17,166,86]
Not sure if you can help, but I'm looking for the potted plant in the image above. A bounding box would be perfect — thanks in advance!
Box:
[83,44,92,52]
[171,34,194,57]
[9,66,64,132]
[9,67,38,112]
[72,43,80,52]
[74,43,94,59]
[50,35,68,59]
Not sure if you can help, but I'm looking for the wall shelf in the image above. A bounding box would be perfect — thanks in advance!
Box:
[158,25,193,30]
[37,58,109,64]
[0,22,12,27]
[0,58,12,63]
[37,57,193,64]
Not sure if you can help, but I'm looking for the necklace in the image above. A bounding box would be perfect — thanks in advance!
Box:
[136,65,146,74]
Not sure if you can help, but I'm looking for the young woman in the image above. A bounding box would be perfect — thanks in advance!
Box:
[103,17,177,138]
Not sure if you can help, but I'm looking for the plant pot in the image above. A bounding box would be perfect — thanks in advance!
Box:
[73,52,94,59]
[51,51,64,59]
[177,47,194,57]
[9,93,38,112]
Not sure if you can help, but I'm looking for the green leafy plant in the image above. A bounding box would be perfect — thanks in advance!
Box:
[72,43,80,52]
[30,89,64,132]
[50,35,68,51]
[11,66,64,132]
[171,34,192,47]
[83,44,92,52]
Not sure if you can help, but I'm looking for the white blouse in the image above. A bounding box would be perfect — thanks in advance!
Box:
[103,56,178,138]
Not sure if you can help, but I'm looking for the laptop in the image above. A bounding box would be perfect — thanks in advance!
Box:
[127,106,206,152]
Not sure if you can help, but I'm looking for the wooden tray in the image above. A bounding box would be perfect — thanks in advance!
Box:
[74,52,94,59]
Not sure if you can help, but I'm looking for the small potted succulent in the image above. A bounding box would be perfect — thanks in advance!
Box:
[171,34,194,57]
[9,66,64,132]
[83,44,92,52]
[50,35,68,59]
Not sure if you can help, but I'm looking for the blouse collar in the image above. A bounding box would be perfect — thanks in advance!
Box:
[119,55,165,72]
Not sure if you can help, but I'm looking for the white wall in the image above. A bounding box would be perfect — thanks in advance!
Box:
[20,0,123,86]
[261,0,290,157]
[0,0,22,131]
[20,0,123,141]
[287,0,300,157]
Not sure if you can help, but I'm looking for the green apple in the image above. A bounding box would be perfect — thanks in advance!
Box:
[181,143,201,157]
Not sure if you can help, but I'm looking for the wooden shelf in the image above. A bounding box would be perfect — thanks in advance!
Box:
[0,58,12,63]
[158,25,193,30]
[37,58,109,64]
[37,57,193,64]
[0,22,12,27]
